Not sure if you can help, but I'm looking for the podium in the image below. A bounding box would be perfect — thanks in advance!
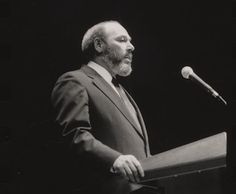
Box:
[140,132,227,182]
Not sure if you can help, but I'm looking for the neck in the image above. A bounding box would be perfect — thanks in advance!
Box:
[93,57,116,78]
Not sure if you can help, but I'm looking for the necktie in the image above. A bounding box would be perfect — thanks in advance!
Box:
[112,78,142,134]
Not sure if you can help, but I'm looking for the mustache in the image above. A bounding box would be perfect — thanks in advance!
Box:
[124,53,133,60]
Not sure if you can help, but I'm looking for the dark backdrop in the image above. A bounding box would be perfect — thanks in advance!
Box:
[0,0,235,194]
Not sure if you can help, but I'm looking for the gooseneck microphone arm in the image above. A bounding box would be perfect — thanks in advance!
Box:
[181,66,227,106]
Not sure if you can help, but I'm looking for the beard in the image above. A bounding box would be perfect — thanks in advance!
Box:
[117,61,132,76]
[104,47,133,77]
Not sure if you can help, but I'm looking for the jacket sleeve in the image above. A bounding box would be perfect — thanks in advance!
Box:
[51,73,121,170]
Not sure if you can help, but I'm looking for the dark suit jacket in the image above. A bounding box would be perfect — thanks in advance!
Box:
[51,65,150,194]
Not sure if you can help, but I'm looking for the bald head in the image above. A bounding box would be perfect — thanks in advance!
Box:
[81,21,123,59]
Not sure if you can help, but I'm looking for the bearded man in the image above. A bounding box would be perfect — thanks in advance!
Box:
[51,21,155,194]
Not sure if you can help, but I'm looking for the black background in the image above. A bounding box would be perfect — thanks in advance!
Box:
[0,0,235,193]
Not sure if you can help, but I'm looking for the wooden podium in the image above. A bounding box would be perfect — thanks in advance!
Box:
[140,132,227,182]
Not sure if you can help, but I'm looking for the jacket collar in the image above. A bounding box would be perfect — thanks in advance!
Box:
[81,65,145,140]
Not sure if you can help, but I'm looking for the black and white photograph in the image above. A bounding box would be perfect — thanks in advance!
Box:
[0,1,235,194]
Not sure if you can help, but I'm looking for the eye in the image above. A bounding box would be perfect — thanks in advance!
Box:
[118,36,127,42]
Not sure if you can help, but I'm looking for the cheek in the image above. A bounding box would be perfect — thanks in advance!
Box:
[112,44,125,55]
[109,49,122,59]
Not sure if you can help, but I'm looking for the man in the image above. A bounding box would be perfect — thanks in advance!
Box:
[51,21,155,194]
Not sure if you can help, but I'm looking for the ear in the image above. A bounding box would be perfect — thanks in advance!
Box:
[94,38,105,53]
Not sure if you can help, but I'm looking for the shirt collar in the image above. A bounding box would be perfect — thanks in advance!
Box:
[87,61,113,84]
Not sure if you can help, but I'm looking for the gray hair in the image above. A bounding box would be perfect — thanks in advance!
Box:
[81,20,120,59]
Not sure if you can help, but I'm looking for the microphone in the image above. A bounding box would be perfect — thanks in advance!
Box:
[181,66,227,105]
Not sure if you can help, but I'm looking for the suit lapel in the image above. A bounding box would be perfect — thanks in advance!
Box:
[122,87,150,144]
[81,65,145,140]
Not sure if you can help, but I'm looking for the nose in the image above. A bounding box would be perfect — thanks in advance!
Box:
[127,41,135,52]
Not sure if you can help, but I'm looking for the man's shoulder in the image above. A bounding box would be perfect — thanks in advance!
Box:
[60,68,85,78]
[57,66,90,83]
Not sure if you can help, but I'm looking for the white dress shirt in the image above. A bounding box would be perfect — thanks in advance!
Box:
[88,61,120,96]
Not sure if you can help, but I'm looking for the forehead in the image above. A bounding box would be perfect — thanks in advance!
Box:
[103,22,131,39]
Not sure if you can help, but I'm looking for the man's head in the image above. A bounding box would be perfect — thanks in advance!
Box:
[81,21,135,77]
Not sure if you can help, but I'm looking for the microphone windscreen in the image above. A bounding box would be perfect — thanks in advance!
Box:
[181,66,193,79]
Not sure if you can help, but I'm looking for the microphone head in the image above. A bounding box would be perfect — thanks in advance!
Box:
[181,66,194,79]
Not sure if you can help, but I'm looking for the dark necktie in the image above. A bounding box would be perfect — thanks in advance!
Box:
[112,78,142,133]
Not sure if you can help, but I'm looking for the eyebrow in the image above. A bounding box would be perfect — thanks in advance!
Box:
[116,35,132,41]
